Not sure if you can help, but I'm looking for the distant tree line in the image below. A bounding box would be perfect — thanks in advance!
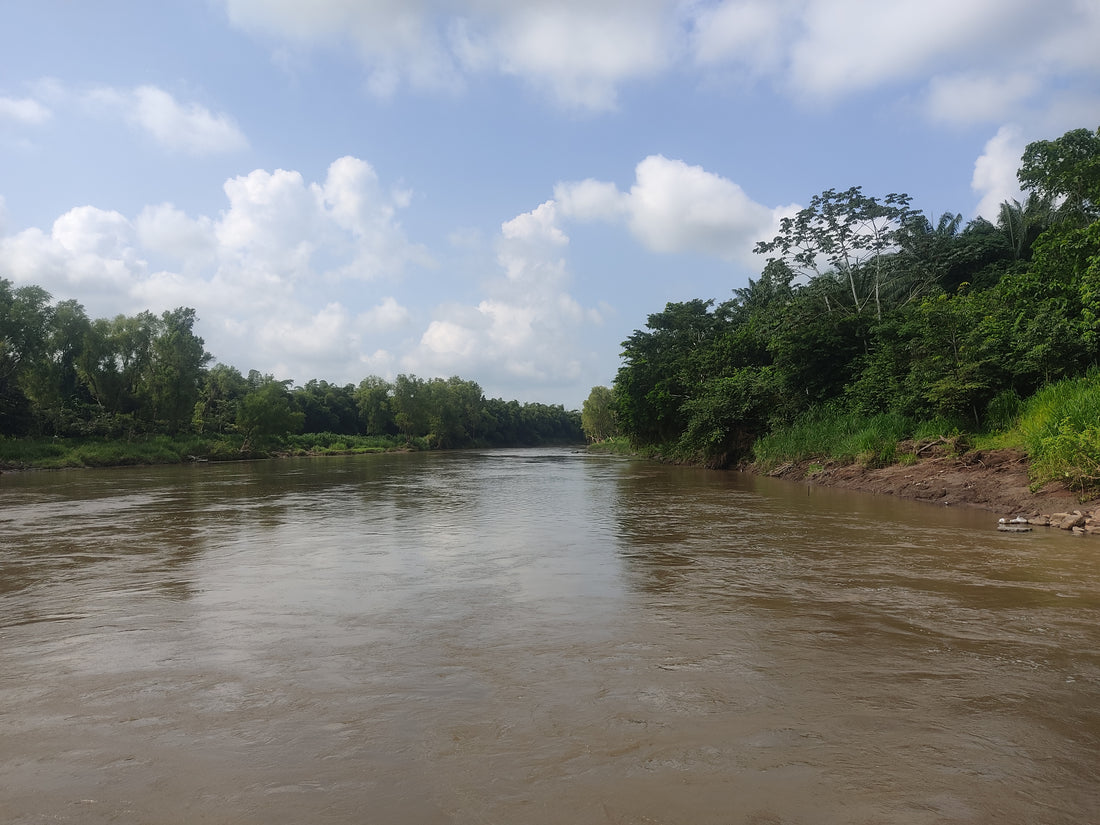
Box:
[601,126,1100,464]
[0,290,582,448]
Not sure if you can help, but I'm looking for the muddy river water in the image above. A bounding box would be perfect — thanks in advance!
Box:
[1,448,1098,824]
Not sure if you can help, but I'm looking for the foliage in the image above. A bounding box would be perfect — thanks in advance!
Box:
[754,186,919,320]
[750,408,914,472]
[611,124,1100,488]
[581,385,619,442]
[0,280,582,459]
[1018,126,1100,223]
[1015,370,1100,495]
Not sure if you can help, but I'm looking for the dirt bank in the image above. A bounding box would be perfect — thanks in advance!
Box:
[761,445,1100,521]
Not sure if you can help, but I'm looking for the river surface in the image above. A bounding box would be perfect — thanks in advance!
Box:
[1,448,1098,824]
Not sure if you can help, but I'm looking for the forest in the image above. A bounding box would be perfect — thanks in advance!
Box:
[0,293,581,467]
[595,126,1100,492]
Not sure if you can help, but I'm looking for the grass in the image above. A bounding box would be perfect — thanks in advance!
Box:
[0,431,418,470]
[751,410,914,472]
[1013,370,1100,495]
[0,434,206,470]
[749,371,1100,499]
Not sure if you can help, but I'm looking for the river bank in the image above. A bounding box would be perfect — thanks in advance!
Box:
[759,445,1100,530]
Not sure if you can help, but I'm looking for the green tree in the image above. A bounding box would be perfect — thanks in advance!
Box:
[146,307,212,432]
[390,374,430,440]
[615,299,723,445]
[355,376,395,435]
[1018,126,1100,223]
[0,281,54,434]
[192,363,250,434]
[236,374,304,449]
[581,385,618,442]
[754,186,919,319]
[293,379,360,434]
[77,311,157,424]
[22,299,93,435]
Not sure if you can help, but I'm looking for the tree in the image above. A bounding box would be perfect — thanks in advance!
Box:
[355,376,395,435]
[236,374,304,449]
[390,374,431,440]
[1018,126,1100,223]
[146,307,212,432]
[615,299,723,445]
[192,363,250,434]
[22,299,93,434]
[77,311,157,420]
[0,281,54,435]
[293,379,360,434]
[581,385,618,442]
[754,186,918,319]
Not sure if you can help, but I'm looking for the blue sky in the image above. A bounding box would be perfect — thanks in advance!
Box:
[2,1,1099,409]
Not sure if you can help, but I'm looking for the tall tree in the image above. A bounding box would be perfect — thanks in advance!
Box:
[754,186,919,319]
[581,385,618,442]
[146,307,212,432]
[1018,126,1100,223]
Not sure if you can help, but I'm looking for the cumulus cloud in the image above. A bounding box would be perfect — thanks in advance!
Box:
[555,154,783,265]
[405,153,790,396]
[971,125,1025,221]
[404,197,596,390]
[0,157,428,385]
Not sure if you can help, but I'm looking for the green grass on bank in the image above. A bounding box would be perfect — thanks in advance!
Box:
[749,370,1100,498]
[1015,369,1100,494]
[0,432,422,471]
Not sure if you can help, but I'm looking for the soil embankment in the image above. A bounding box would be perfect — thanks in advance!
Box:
[761,446,1100,528]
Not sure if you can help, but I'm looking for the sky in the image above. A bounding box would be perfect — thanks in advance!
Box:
[1,1,1099,409]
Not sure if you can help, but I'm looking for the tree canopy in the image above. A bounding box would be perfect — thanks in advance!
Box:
[606,125,1100,465]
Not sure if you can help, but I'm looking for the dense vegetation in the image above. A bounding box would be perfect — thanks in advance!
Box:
[600,126,1100,494]
[0,292,582,467]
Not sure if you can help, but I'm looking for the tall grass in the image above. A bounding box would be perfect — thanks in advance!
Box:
[1016,369,1100,494]
[281,432,409,455]
[752,409,913,471]
[0,434,204,469]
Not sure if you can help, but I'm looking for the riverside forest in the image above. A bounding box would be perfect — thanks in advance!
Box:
[588,126,1100,498]
[0,298,582,468]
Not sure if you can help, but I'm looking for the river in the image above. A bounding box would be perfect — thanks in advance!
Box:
[1,448,1098,824]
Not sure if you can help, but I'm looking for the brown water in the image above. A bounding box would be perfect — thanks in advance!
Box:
[1,448,1098,824]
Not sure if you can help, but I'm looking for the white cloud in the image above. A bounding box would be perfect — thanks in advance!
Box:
[923,73,1040,126]
[404,197,597,390]
[84,84,247,155]
[0,96,51,124]
[490,0,673,109]
[359,296,411,331]
[222,0,675,110]
[556,155,782,265]
[0,157,431,385]
[690,0,790,72]
[130,85,248,155]
[218,0,1100,124]
[972,125,1025,221]
[406,153,790,397]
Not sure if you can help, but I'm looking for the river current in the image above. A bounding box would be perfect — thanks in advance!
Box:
[1,448,1098,824]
